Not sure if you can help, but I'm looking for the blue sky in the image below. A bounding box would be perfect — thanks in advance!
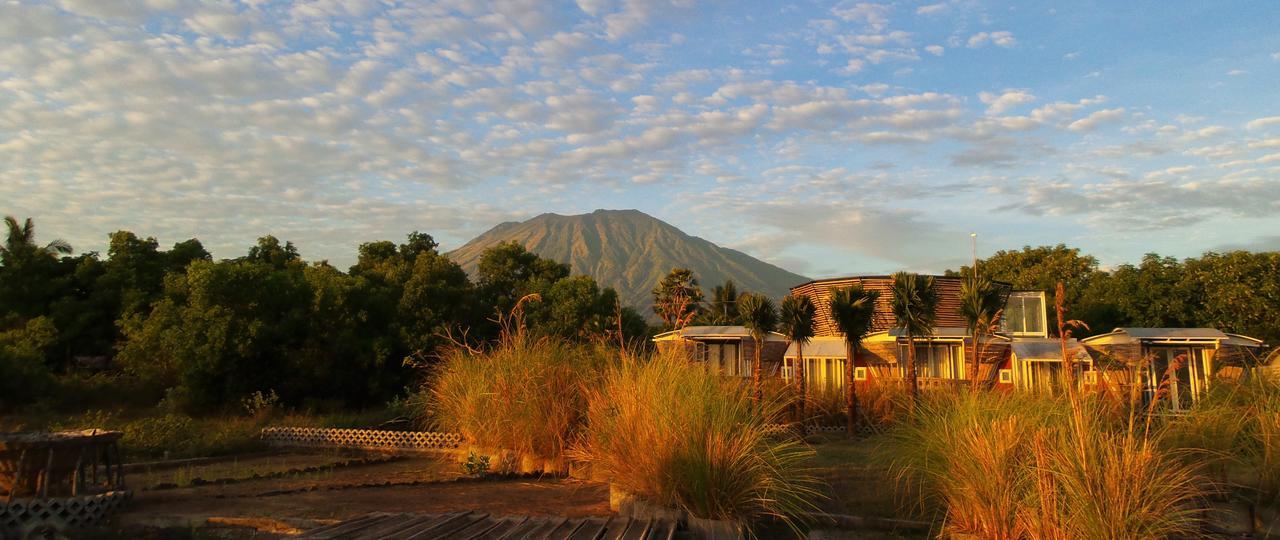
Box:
[2,1,1278,278]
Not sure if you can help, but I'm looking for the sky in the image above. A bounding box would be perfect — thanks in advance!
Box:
[2,0,1279,278]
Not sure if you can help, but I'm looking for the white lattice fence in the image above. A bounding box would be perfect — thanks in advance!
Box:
[260,427,463,451]
[0,490,131,536]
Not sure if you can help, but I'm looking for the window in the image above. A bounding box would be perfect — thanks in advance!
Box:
[854,367,867,381]
[1083,371,1097,385]
[898,342,966,379]
[702,341,741,377]
[999,369,1013,383]
[1003,291,1047,337]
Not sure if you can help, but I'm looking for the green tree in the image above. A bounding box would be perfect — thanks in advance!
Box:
[829,285,879,432]
[0,317,57,410]
[0,216,72,318]
[652,267,704,330]
[398,251,477,352]
[477,242,570,317]
[245,235,301,268]
[958,273,1005,389]
[701,279,741,325]
[951,244,1099,332]
[738,292,777,404]
[890,272,939,406]
[779,294,816,420]
[166,238,211,273]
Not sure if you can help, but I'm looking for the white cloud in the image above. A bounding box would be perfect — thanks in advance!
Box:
[967,31,1016,48]
[1226,69,1249,76]
[979,89,1035,115]
[1246,116,1280,130]
[1067,107,1126,132]
[925,44,944,56]
[916,3,948,15]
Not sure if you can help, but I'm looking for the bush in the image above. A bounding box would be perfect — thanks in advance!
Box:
[880,390,1205,539]
[576,347,822,531]
[428,333,603,467]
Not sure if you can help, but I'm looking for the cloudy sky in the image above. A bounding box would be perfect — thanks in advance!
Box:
[2,0,1279,277]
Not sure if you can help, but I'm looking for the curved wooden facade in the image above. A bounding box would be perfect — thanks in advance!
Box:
[789,275,997,337]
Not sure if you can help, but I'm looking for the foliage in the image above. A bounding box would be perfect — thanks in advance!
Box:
[738,292,777,402]
[651,267,704,330]
[828,285,880,431]
[880,391,1206,539]
[958,273,1005,387]
[889,272,939,404]
[0,317,58,409]
[427,333,604,464]
[576,347,823,531]
[700,279,741,325]
[779,294,816,417]
[462,452,492,477]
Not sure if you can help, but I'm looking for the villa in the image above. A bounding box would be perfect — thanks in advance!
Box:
[655,275,1269,412]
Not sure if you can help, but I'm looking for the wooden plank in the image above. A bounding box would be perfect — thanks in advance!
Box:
[648,520,677,540]
[566,517,608,540]
[496,516,553,540]
[371,513,469,540]
[598,516,634,540]
[449,515,505,540]
[465,516,529,540]
[619,518,653,540]
[403,512,488,539]
[300,513,399,539]
[538,517,583,540]
[349,514,444,540]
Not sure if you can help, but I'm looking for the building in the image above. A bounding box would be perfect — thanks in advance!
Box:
[652,325,788,377]
[1081,328,1265,411]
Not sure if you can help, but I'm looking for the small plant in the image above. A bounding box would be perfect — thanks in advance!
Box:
[462,452,491,477]
[241,389,280,417]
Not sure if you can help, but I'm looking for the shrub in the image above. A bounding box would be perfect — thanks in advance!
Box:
[428,333,603,467]
[576,347,822,531]
[880,390,1206,539]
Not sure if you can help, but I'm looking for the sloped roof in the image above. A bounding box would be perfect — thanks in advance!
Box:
[1081,327,1263,346]
[1011,338,1091,362]
[885,326,973,339]
[652,325,787,341]
[784,337,847,358]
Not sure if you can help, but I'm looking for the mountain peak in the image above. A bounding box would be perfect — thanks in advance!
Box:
[446,210,808,313]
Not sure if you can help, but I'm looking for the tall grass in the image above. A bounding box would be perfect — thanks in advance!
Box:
[879,390,1207,539]
[575,347,823,531]
[1164,375,1280,508]
[428,333,604,468]
[805,382,907,431]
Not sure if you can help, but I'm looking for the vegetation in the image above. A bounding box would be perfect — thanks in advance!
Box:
[889,272,939,405]
[779,294,816,420]
[828,285,880,433]
[957,272,1004,389]
[576,347,822,530]
[949,244,1280,344]
[652,267,705,330]
[427,326,603,472]
[0,217,646,416]
[879,391,1206,539]
[737,292,777,404]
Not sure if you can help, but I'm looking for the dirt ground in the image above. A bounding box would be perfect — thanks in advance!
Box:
[113,452,611,535]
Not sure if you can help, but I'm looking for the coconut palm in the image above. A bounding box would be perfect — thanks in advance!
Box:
[958,273,1004,390]
[738,293,777,404]
[1,216,71,266]
[829,285,880,433]
[890,272,939,406]
[779,294,816,421]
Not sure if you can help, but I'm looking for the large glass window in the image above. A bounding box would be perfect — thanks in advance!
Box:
[1002,291,1047,337]
[701,340,741,377]
[898,342,966,379]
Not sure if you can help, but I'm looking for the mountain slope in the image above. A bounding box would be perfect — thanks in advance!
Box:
[446,209,809,313]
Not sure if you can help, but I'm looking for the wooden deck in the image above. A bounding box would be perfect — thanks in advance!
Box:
[296,511,680,540]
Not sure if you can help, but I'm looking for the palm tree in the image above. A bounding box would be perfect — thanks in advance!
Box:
[958,273,1004,390]
[890,272,939,406]
[1,216,71,266]
[829,285,880,433]
[738,293,777,404]
[779,294,816,421]
[708,279,740,324]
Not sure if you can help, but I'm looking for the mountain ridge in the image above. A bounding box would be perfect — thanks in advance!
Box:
[446,209,810,313]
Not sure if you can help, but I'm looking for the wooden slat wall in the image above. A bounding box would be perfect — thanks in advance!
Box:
[791,276,968,338]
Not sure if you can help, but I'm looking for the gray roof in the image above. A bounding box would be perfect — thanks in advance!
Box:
[652,325,786,341]
[1081,327,1264,347]
[885,326,973,339]
[785,337,848,358]
[1011,338,1090,362]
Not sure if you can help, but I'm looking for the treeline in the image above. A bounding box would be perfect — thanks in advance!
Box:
[948,245,1280,345]
[0,217,648,412]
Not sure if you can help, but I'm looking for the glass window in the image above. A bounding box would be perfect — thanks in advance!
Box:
[898,343,965,379]
[1003,292,1047,337]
